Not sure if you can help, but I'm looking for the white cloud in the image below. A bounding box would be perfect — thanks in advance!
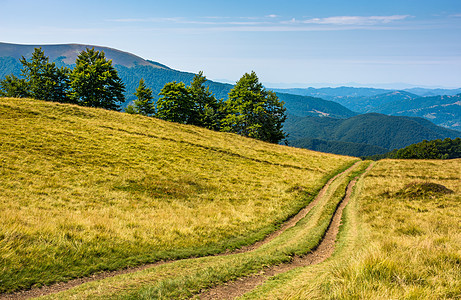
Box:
[302,15,411,25]
[106,14,418,33]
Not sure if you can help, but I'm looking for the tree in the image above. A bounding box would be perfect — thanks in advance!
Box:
[0,75,29,98]
[155,81,194,123]
[188,71,223,130]
[1,47,71,102]
[70,48,125,110]
[221,71,287,143]
[126,79,155,116]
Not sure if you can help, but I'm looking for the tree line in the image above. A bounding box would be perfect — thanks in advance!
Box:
[0,48,287,144]
[363,138,461,160]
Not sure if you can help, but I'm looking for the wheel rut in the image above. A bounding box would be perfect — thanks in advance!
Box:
[0,163,360,300]
[199,162,373,300]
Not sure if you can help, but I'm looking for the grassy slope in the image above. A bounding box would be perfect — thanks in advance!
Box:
[0,98,357,293]
[243,159,461,299]
[40,159,369,299]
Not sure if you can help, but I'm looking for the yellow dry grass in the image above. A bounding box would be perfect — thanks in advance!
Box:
[0,98,357,293]
[242,159,460,299]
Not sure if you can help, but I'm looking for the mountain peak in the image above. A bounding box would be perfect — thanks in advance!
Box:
[0,42,168,69]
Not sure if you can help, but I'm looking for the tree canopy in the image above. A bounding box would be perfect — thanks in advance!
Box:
[155,71,222,129]
[364,138,461,160]
[221,71,287,143]
[156,81,194,124]
[0,48,71,102]
[0,75,29,98]
[188,71,223,130]
[126,78,155,116]
[70,48,125,110]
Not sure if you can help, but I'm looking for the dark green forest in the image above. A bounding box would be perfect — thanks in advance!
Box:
[285,113,461,156]
[288,137,389,157]
[364,138,461,160]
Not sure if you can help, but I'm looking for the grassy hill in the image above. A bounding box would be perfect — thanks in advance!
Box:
[0,97,356,293]
[284,113,461,155]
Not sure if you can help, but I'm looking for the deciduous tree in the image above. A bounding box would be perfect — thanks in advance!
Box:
[126,78,155,116]
[3,47,72,102]
[221,71,287,143]
[0,75,29,98]
[188,71,223,130]
[156,81,194,123]
[70,48,125,110]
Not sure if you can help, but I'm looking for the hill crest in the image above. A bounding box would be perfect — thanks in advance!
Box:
[0,42,167,69]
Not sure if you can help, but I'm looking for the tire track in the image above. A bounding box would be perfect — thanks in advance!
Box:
[199,162,373,300]
[0,163,359,300]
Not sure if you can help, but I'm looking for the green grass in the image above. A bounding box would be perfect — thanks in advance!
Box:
[242,159,461,299]
[0,98,357,293]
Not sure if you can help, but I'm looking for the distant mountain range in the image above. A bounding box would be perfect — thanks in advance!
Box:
[1,42,460,157]
[274,86,461,131]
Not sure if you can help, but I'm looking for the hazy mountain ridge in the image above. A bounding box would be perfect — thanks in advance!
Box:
[275,86,461,130]
[373,94,461,131]
[0,42,166,68]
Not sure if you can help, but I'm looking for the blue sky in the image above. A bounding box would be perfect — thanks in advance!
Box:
[1,0,461,88]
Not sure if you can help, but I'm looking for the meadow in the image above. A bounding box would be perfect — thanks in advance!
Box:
[37,150,370,299]
[0,98,357,293]
[242,159,461,299]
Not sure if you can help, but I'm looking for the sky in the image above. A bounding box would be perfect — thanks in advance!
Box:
[1,0,461,88]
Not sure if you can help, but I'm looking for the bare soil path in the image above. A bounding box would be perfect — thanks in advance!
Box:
[0,163,359,300]
[199,163,372,300]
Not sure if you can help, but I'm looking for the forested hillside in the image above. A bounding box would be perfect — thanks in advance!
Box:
[364,137,461,160]
[373,94,461,131]
[275,86,461,131]
[2,42,460,157]
[285,113,461,155]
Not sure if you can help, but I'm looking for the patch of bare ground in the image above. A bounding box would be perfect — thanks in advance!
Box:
[0,163,358,300]
[199,164,370,300]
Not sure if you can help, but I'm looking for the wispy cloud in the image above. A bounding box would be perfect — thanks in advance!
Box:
[107,14,416,33]
[302,15,411,25]
[108,17,268,26]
